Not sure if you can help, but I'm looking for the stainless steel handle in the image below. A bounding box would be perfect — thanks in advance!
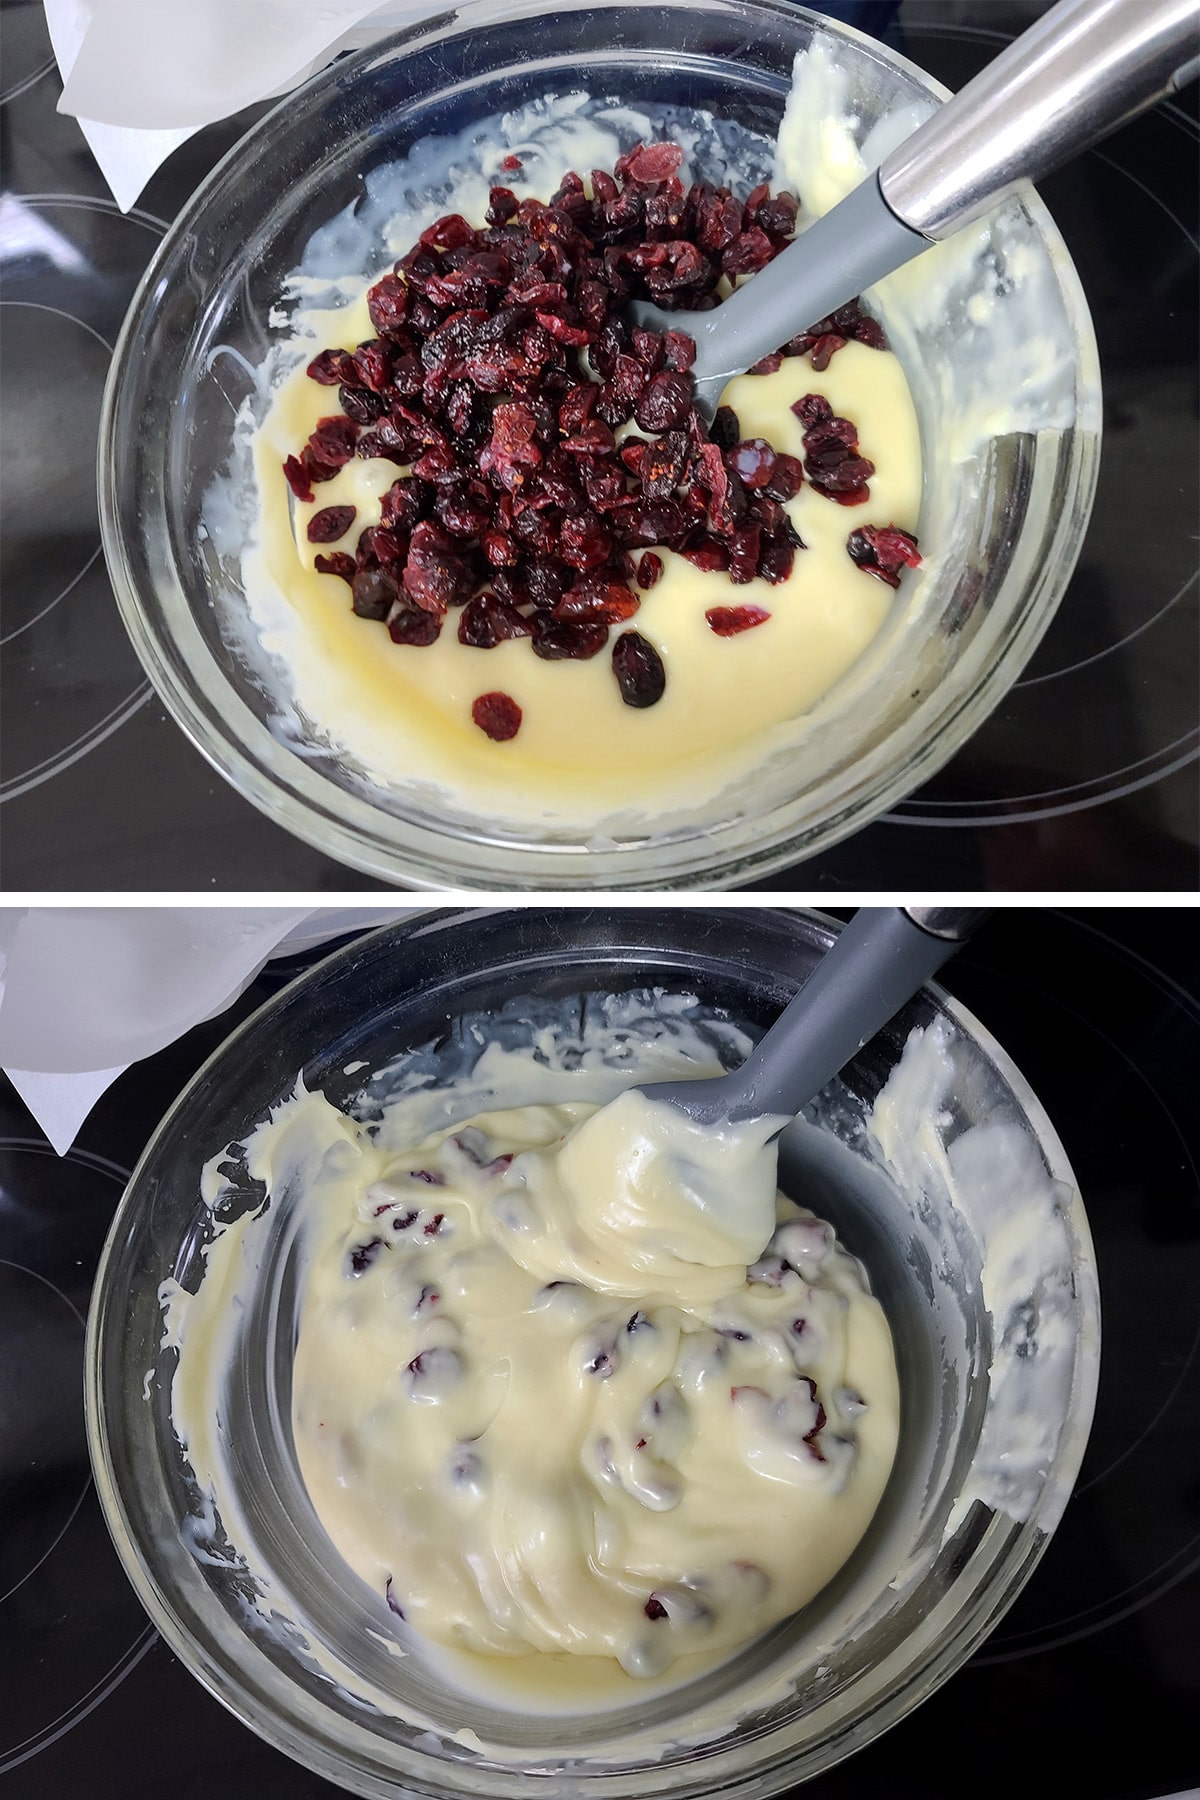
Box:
[904,907,991,943]
[880,0,1200,239]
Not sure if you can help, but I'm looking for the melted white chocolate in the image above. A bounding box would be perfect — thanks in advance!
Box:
[283,1087,898,1684]
[247,294,921,824]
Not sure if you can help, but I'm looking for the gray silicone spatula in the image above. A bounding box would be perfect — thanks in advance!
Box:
[631,0,1199,420]
[644,907,988,1129]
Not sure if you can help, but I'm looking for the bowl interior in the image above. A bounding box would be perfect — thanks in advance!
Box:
[87,910,1099,1798]
[101,0,1100,888]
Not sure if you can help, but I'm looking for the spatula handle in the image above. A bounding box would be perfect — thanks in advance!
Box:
[879,0,1199,239]
[724,907,987,1123]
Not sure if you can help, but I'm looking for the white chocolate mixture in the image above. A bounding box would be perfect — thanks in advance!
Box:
[292,1089,898,1681]
[163,1033,898,1708]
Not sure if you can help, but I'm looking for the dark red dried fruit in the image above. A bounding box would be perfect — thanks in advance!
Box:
[641,430,689,499]
[810,334,846,372]
[762,454,804,502]
[458,594,534,647]
[309,415,358,467]
[352,339,391,393]
[846,524,922,588]
[403,521,473,614]
[381,477,429,531]
[367,273,409,337]
[793,395,875,503]
[306,347,356,386]
[635,370,692,432]
[644,1594,669,1621]
[727,439,776,490]
[307,504,356,543]
[472,691,522,739]
[623,141,684,182]
[728,524,761,585]
[554,574,639,625]
[758,536,799,583]
[533,619,609,660]
[637,551,663,590]
[388,607,442,647]
[349,1238,383,1275]
[283,455,314,503]
[559,513,612,571]
[314,551,356,583]
[612,630,666,707]
[706,604,770,636]
[748,352,783,376]
[351,566,398,620]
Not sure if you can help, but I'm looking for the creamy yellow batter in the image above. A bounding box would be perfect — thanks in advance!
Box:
[249,294,922,822]
[288,1088,899,1689]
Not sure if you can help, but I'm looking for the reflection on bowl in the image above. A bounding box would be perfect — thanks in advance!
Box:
[87,910,1100,1797]
[99,0,1100,890]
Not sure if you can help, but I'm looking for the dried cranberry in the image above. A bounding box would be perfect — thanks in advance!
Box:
[762,454,803,502]
[846,524,921,588]
[403,521,473,613]
[308,415,357,467]
[554,574,639,625]
[662,330,696,371]
[282,455,314,503]
[637,551,663,590]
[723,226,774,277]
[727,439,776,490]
[641,430,689,499]
[523,557,572,609]
[748,352,783,376]
[338,383,386,424]
[352,339,391,392]
[351,567,397,620]
[623,142,684,182]
[644,1595,668,1622]
[635,371,692,432]
[458,594,534,647]
[532,620,609,660]
[559,513,611,571]
[307,504,356,543]
[381,477,429,531]
[472,691,522,739]
[681,535,729,574]
[486,184,519,225]
[314,552,355,583]
[810,333,846,372]
[367,273,409,337]
[728,524,761,585]
[306,347,356,386]
[758,537,798,584]
[612,630,666,707]
[710,406,740,452]
[706,604,770,635]
[388,606,442,646]
[349,1238,383,1275]
[791,393,831,429]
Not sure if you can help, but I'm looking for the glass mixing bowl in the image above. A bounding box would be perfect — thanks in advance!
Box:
[98,0,1101,890]
[87,909,1100,1797]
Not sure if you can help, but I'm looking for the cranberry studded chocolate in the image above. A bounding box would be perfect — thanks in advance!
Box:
[284,144,891,737]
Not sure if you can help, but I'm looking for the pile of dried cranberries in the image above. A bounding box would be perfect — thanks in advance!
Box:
[282,141,920,740]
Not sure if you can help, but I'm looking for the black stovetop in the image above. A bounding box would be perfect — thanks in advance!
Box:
[1,905,1198,1798]
[0,0,1196,892]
